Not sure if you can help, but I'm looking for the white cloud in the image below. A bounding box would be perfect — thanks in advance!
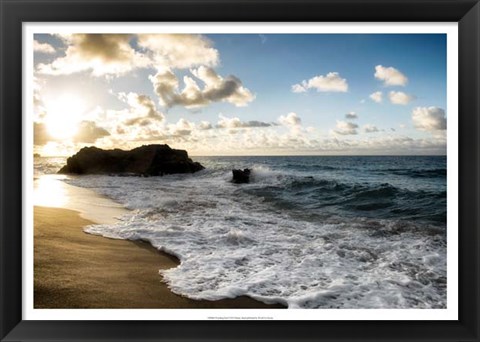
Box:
[37,34,151,76]
[168,118,194,136]
[117,92,165,126]
[291,84,307,93]
[388,91,415,105]
[345,111,358,120]
[36,34,219,77]
[363,124,380,133]
[217,115,273,129]
[369,91,383,103]
[412,107,446,131]
[34,40,55,54]
[374,65,408,86]
[279,112,301,127]
[53,127,448,156]
[150,66,254,108]
[148,68,179,106]
[199,121,213,130]
[292,72,348,93]
[137,34,219,69]
[333,120,358,135]
[73,121,110,143]
[86,111,446,156]
[109,114,169,143]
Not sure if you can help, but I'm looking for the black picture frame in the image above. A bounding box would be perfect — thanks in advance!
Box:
[1,0,479,341]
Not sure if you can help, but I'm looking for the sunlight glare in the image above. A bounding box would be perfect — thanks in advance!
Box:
[44,94,86,140]
[34,175,68,208]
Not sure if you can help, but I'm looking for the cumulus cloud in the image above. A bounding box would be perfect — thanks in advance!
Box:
[103,115,445,156]
[333,120,358,135]
[34,40,55,54]
[217,115,273,129]
[73,121,110,143]
[36,34,218,77]
[108,112,169,143]
[374,65,408,86]
[345,111,358,119]
[37,34,150,76]
[169,118,194,137]
[363,124,380,133]
[118,92,165,126]
[388,91,415,105]
[198,121,213,131]
[137,34,218,69]
[412,107,446,131]
[150,66,254,108]
[279,112,301,127]
[369,91,383,103]
[148,69,179,106]
[112,111,275,145]
[199,121,213,130]
[292,72,348,93]
[180,130,445,156]
[246,120,275,128]
[291,84,307,93]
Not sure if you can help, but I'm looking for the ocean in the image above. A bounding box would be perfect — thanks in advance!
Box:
[35,155,447,309]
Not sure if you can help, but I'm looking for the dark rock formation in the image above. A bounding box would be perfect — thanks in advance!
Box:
[58,145,204,176]
[232,168,251,184]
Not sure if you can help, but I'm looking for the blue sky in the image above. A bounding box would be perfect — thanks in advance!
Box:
[33,33,447,156]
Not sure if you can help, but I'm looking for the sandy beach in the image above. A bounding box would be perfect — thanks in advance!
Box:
[34,206,283,308]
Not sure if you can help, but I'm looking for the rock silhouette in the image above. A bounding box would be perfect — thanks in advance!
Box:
[58,145,204,176]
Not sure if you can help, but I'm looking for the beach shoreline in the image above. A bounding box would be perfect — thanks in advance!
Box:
[34,205,284,308]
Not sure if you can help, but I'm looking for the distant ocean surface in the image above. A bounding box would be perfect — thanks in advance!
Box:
[35,155,447,308]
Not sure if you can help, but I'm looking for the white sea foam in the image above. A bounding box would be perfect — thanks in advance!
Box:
[66,168,446,309]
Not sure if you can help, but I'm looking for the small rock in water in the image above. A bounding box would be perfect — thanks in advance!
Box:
[232,168,251,184]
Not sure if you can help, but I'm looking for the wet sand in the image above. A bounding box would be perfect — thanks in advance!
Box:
[34,206,284,308]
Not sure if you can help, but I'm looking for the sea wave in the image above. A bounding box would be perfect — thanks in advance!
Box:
[56,155,446,308]
[383,168,446,178]
[240,173,446,224]
[34,157,66,176]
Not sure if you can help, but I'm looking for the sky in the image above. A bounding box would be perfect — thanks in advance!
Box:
[33,33,447,156]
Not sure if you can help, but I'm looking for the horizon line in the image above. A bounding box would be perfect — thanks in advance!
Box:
[35,154,447,158]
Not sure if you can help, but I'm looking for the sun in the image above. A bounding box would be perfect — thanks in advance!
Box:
[44,94,86,140]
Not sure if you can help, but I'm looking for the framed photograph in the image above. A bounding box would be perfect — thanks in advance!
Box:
[1,0,479,341]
